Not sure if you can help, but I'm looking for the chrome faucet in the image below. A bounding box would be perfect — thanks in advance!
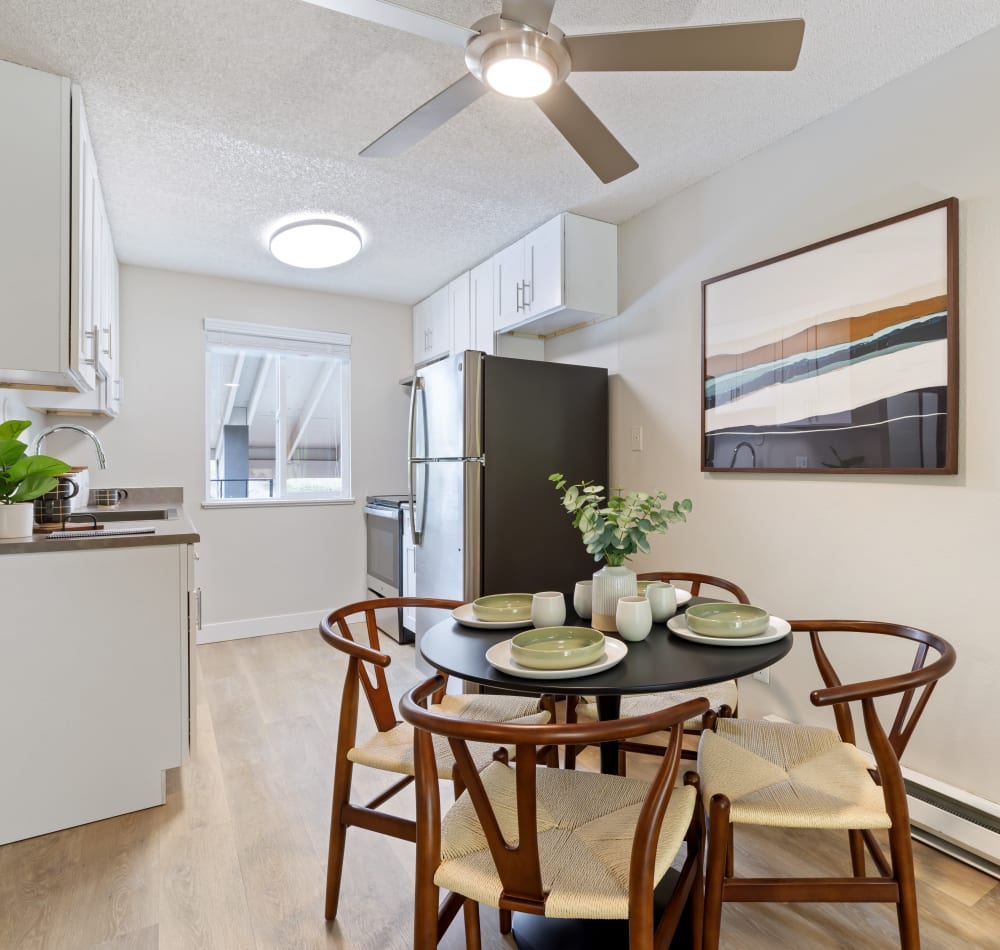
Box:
[32,424,108,469]
[729,441,756,468]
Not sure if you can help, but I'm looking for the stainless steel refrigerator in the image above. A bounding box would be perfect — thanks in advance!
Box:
[407,350,608,654]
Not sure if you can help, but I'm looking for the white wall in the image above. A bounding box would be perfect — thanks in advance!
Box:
[64,266,413,640]
[549,27,1000,801]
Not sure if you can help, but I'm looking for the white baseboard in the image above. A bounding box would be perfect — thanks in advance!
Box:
[198,609,328,644]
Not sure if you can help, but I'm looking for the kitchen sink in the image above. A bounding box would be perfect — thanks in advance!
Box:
[67,508,175,523]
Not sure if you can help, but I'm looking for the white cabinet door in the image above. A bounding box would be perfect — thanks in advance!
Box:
[413,285,450,366]
[71,92,99,393]
[524,214,564,317]
[492,239,526,332]
[449,271,471,354]
[1,544,192,845]
[0,61,73,389]
[470,259,494,355]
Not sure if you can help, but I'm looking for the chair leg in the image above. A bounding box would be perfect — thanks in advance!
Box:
[703,794,731,950]
[887,819,921,949]
[463,900,482,950]
[726,823,734,878]
[498,908,512,935]
[848,828,866,876]
[618,746,628,776]
[325,755,354,920]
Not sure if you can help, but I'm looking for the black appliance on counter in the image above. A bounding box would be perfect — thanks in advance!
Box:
[363,493,413,643]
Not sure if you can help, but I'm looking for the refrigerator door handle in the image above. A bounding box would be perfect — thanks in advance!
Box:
[408,375,426,544]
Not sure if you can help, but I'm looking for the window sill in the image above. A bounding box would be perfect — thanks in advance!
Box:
[201,497,356,510]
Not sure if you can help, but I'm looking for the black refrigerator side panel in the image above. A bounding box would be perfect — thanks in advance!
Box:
[481,356,608,599]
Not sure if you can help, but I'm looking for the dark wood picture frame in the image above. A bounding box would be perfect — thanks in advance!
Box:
[701,198,959,474]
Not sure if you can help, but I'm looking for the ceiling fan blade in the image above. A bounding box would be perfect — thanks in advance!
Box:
[535,83,637,184]
[301,0,477,48]
[566,19,805,72]
[360,73,487,157]
[500,0,556,33]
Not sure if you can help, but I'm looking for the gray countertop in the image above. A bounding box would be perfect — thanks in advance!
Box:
[0,487,200,555]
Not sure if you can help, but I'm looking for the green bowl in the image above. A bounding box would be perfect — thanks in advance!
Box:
[684,603,770,639]
[471,593,534,622]
[510,626,606,670]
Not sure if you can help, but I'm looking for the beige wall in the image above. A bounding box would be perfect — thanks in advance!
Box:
[550,28,1000,800]
[52,266,413,638]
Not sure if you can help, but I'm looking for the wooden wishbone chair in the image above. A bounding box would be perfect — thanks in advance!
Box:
[401,674,710,950]
[567,571,750,773]
[699,619,957,950]
[319,597,553,922]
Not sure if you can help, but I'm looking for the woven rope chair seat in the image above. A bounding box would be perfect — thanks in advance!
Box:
[348,694,549,779]
[575,682,738,730]
[698,718,891,830]
[434,761,696,919]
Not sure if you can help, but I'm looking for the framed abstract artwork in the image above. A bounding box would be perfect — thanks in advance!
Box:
[701,198,958,474]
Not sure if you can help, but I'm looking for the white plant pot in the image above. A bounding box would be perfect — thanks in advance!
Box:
[0,502,35,539]
[591,563,637,633]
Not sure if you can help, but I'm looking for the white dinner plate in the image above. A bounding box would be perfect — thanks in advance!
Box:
[452,603,534,630]
[667,613,791,646]
[485,637,628,680]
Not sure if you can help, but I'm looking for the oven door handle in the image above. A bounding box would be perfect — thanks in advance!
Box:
[363,505,400,520]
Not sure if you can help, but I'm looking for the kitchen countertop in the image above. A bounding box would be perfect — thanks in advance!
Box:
[0,487,200,555]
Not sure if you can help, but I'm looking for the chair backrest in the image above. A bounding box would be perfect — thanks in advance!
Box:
[791,619,956,809]
[320,597,461,733]
[401,675,708,914]
[637,570,750,604]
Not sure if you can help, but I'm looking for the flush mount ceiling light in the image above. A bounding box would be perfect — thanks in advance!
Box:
[268,220,362,269]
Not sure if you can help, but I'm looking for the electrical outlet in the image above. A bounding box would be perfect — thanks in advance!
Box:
[753,667,770,684]
[630,426,643,452]
[795,456,809,468]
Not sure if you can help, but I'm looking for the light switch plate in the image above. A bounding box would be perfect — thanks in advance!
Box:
[630,426,643,452]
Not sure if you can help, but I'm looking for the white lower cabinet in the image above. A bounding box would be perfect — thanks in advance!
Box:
[0,544,195,845]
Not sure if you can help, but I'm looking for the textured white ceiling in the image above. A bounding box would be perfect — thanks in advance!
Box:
[1,1,998,305]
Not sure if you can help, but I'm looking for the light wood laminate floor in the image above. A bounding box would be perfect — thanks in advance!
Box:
[1,627,996,949]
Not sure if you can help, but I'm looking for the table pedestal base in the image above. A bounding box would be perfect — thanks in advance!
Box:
[511,868,692,949]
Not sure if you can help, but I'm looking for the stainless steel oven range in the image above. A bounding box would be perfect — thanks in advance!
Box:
[363,494,413,643]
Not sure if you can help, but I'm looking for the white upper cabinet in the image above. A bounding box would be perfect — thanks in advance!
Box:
[0,61,121,410]
[412,284,450,366]
[470,260,495,356]
[449,271,472,355]
[492,213,618,337]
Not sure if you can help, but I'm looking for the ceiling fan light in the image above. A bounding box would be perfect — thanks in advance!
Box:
[268,220,362,269]
[484,54,554,98]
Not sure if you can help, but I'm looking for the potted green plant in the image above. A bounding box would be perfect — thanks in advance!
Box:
[0,420,72,539]
[550,473,692,632]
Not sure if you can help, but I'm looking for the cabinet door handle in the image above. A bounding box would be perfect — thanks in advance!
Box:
[82,328,98,365]
[113,377,123,401]
[101,326,112,356]
[522,280,531,310]
[516,281,523,312]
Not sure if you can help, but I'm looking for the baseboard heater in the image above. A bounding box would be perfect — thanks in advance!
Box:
[903,768,1000,879]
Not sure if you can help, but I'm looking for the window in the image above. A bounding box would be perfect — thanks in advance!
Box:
[204,319,351,503]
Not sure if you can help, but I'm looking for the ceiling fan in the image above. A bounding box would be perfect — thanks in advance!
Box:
[304,0,805,183]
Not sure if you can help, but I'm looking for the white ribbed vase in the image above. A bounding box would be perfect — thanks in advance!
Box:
[0,502,34,539]
[591,564,637,633]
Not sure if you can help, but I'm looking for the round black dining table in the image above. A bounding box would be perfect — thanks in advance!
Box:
[420,600,793,774]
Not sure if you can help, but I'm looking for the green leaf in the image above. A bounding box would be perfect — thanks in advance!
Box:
[0,420,30,441]
[0,438,27,469]
[9,474,60,503]
[20,454,71,478]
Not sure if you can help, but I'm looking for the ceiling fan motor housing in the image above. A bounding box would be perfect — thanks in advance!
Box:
[465,15,572,91]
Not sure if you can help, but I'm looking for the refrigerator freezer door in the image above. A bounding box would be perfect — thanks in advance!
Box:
[410,351,484,461]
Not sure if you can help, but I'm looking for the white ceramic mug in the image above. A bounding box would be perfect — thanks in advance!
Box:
[645,582,678,622]
[531,591,566,628]
[573,580,593,619]
[616,595,652,642]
